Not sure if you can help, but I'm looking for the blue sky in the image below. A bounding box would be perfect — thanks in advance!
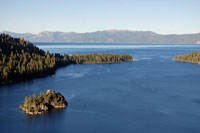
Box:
[0,0,199,34]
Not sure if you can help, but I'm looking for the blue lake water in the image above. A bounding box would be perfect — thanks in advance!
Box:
[1,43,200,133]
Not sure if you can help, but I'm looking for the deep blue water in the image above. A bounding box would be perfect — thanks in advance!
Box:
[1,43,200,133]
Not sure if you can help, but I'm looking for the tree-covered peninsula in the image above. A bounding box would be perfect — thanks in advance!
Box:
[174,52,200,64]
[0,34,133,85]
[70,53,132,64]
[19,90,68,115]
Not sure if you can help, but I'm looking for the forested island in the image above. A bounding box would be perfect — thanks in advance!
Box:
[19,90,68,115]
[0,34,133,85]
[174,52,200,65]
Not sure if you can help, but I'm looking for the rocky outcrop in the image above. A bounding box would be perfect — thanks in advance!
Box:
[19,90,68,115]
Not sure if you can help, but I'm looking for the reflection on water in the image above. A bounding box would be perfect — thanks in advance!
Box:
[24,108,66,120]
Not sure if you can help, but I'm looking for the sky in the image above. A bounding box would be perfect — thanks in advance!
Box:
[0,0,199,34]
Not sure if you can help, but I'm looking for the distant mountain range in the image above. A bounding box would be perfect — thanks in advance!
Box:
[1,30,200,44]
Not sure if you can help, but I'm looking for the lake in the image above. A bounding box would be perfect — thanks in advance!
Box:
[1,43,200,133]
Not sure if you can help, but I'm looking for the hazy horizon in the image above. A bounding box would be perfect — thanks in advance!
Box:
[1,29,200,35]
[1,0,199,34]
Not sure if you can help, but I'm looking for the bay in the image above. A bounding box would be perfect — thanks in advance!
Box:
[1,43,200,133]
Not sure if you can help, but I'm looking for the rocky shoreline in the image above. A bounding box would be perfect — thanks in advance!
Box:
[19,90,68,115]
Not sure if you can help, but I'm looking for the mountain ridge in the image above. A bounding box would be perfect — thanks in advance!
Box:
[1,30,200,44]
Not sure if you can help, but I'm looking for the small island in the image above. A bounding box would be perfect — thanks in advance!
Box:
[19,90,68,115]
[173,52,200,65]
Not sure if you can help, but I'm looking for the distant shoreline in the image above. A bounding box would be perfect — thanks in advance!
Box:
[2,30,200,44]
[33,42,198,45]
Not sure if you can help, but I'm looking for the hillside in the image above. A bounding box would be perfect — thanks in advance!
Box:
[1,30,200,44]
[0,34,71,85]
[0,34,132,85]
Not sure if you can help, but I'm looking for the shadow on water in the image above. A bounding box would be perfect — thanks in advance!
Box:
[24,107,67,121]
